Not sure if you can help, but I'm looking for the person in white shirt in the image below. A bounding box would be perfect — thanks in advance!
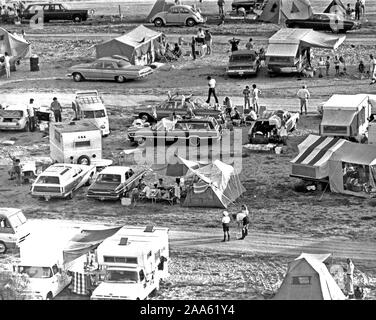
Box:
[251,84,260,114]
[206,76,219,105]
[196,28,205,44]
[345,258,355,298]
[221,211,231,242]
[297,85,310,115]
[27,98,36,132]
[369,54,376,85]
[4,52,11,79]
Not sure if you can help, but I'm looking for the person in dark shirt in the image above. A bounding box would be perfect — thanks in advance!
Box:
[229,37,240,52]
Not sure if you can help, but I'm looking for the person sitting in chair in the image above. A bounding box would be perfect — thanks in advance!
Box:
[231,107,241,121]
[172,43,182,58]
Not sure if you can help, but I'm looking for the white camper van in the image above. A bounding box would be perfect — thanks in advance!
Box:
[319,94,371,142]
[50,120,102,165]
[91,226,169,300]
[0,208,31,254]
[72,91,110,137]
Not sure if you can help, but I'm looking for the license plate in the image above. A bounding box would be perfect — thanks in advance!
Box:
[238,71,244,75]
[100,197,105,201]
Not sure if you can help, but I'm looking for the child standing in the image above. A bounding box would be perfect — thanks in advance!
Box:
[243,85,251,109]
[325,56,330,76]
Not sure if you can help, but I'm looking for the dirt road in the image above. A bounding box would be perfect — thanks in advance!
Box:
[26,219,376,262]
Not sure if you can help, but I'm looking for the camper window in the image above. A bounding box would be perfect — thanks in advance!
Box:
[74,140,91,148]
[292,276,311,285]
[103,256,138,264]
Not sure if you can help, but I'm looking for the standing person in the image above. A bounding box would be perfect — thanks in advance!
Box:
[196,28,205,43]
[8,154,21,186]
[339,56,347,74]
[251,84,260,114]
[334,55,340,76]
[50,97,62,122]
[239,205,250,240]
[345,258,355,298]
[204,29,212,55]
[229,37,240,52]
[355,0,361,20]
[245,38,253,50]
[217,0,225,18]
[191,36,196,60]
[206,76,219,105]
[4,52,11,79]
[325,56,331,76]
[243,85,251,109]
[318,57,325,78]
[221,211,231,242]
[174,178,181,204]
[297,85,310,115]
[360,0,365,17]
[369,54,376,84]
[27,98,35,132]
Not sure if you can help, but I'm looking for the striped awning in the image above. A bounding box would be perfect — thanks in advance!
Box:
[291,135,347,179]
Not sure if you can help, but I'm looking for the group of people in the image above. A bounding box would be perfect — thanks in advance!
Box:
[0,1,24,19]
[221,204,251,242]
[349,0,366,20]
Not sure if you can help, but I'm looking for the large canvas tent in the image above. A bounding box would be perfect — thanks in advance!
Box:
[0,27,31,60]
[181,159,245,208]
[273,253,346,300]
[328,142,376,197]
[95,25,163,65]
[258,0,313,24]
[323,0,346,17]
[291,135,346,180]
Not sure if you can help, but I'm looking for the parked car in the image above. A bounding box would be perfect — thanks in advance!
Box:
[87,166,146,200]
[285,13,361,33]
[0,208,30,254]
[20,3,89,23]
[150,4,206,27]
[248,110,299,144]
[31,164,96,200]
[231,0,265,14]
[128,117,222,147]
[226,49,260,77]
[0,106,29,131]
[67,57,153,83]
[133,93,221,124]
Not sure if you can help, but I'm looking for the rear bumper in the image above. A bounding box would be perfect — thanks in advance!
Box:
[31,192,68,199]
[268,66,298,73]
[87,193,121,200]
[226,69,257,76]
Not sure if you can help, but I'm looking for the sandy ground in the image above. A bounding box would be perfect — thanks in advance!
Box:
[1,1,376,300]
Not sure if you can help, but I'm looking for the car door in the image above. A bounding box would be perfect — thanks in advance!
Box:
[44,5,55,21]
[179,7,190,25]
[102,61,118,80]
[165,7,181,25]
[85,61,104,80]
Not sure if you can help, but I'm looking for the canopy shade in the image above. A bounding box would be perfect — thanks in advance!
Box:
[266,43,299,57]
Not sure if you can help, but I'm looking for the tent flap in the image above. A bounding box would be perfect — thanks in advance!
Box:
[259,0,313,24]
[300,31,346,49]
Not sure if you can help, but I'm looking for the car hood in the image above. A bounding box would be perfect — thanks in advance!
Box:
[88,182,120,192]
[92,281,142,299]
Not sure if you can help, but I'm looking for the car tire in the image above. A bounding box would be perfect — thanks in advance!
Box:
[77,155,91,165]
[85,173,94,186]
[23,122,29,132]
[189,136,200,147]
[67,192,74,200]
[73,73,83,82]
[46,292,53,300]
[186,18,196,27]
[0,241,7,254]
[137,137,146,147]
[116,75,126,83]
[73,15,82,23]
[154,18,164,27]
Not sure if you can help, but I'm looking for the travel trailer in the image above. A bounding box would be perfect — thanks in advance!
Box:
[50,120,102,165]
[72,90,110,137]
[0,208,31,254]
[319,94,371,142]
[91,226,169,300]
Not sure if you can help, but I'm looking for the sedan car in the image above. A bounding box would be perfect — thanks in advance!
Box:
[0,106,29,131]
[87,166,146,200]
[128,117,222,147]
[226,49,260,77]
[68,57,154,83]
[150,4,206,27]
[285,13,361,33]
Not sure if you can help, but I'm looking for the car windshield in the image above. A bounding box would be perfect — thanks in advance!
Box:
[36,176,60,184]
[106,270,138,283]
[230,54,256,62]
[8,213,26,228]
[97,174,121,183]
[83,110,106,118]
[0,110,23,118]
[18,266,53,279]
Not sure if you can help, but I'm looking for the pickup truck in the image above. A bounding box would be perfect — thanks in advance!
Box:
[20,3,89,23]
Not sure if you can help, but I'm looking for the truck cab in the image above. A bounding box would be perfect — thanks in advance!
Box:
[73,90,110,137]
[91,226,169,300]
[0,208,31,254]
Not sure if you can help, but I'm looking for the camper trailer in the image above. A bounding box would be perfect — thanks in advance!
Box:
[50,120,102,165]
[91,226,169,300]
[319,94,371,142]
[72,91,110,137]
